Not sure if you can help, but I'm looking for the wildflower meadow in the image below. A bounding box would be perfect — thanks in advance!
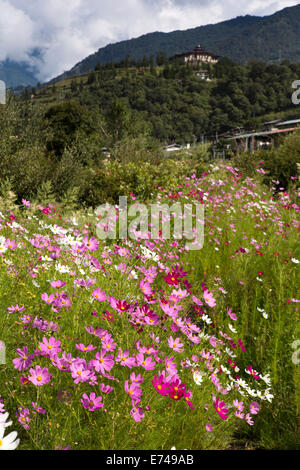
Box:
[0,163,299,450]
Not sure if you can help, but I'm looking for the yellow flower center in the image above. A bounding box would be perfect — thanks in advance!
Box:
[37,376,42,382]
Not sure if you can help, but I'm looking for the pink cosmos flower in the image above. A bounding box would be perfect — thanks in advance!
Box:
[116,348,136,368]
[124,380,143,402]
[135,353,156,370]
[8,304,25,313]
[168,336,184,353]
[50,280,66,289]
[227,307,237,321]
[83,236,99,251]
[92,288,107,302]
[92,350,115,375]
[41,293,55,305]
[203,290,216,307]
[5,239,17,250]
[76,343,97,352]
[249,401,260,415]
[70,358,94,384]
[130,406,145,422]
[39,336,62,357]
[81,392,103,411]
[22,199,31,207]
[165,356,178,375]
[16,406,31,430]
[245,413,254,425]
[100,384,114,394]
[101,336,117,352]
[130,373,144,384]
[28,365,52,386]
[13,346,34,371]
[233,400,244,412]
[32,402,46,415]
[205,424,213,432]
[20,314,33,324]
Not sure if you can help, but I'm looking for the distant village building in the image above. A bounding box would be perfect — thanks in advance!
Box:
[174,45,219,65]
[196,70,209,79]
[163,143,191,153]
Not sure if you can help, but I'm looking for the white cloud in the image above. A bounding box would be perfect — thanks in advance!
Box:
[0,0,299,81]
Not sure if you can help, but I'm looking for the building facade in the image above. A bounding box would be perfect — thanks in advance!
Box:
[174,45,219,64]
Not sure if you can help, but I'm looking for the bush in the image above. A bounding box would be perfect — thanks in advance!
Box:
[233,130,300,189]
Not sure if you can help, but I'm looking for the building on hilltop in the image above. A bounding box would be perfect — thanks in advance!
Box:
[173,45,219,65]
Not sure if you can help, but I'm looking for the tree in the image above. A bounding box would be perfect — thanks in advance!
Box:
[43,100,96,159]
[156,52,169,66]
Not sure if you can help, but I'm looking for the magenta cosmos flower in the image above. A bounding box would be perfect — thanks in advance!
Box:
[28,365,52,386]
[214,396,229,420]
[81,392,103,411]
[152,373,171,397]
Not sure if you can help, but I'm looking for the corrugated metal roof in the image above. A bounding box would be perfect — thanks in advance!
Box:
[277,119,300,126]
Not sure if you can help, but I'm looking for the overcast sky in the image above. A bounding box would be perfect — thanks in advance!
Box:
[0,0,299,80]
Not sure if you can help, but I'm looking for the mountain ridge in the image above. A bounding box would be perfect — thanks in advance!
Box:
[48,4,300,84]
[1,4,300,88]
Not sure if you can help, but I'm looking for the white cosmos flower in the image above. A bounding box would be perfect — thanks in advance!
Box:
[193,370,204,385]
[0,414,20,450]
[225,347,237,358]
[260,374,272,386]
[291,258,299,264]
[0,413,12,428]
[202,315,212,325]
[264,389,274,402]
[228,323,237,333]
[236,378,247,388]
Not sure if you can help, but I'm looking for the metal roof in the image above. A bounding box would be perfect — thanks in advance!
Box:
[227,127,299,140]
[276,119,300,126]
